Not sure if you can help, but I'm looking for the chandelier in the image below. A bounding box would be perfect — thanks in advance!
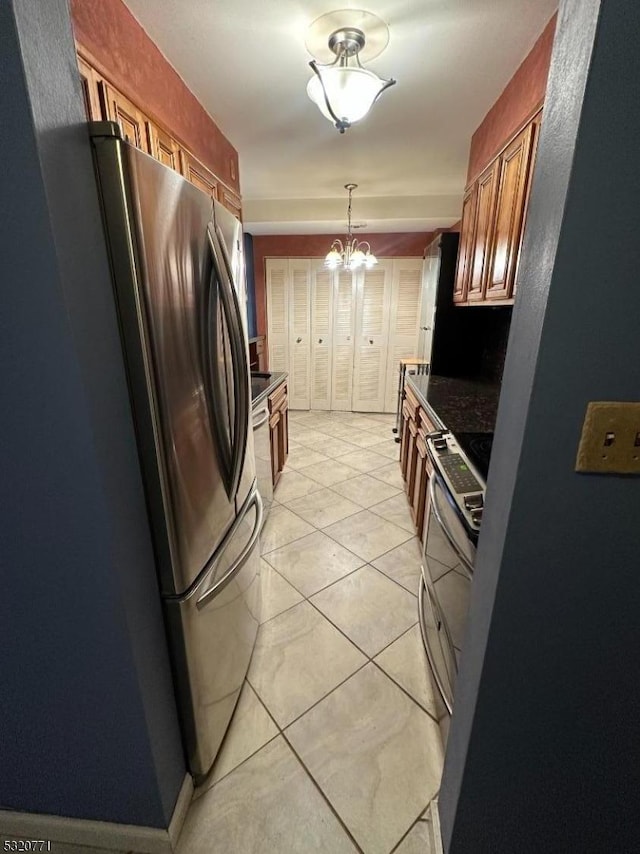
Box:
[325,184,377,271]
[306,11,396,134]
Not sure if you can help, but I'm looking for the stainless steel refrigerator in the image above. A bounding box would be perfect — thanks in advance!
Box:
[91,122,261,781]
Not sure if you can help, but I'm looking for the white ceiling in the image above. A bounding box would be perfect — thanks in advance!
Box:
[124,0,557,234]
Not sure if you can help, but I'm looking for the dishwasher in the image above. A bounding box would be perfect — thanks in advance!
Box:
[252,403,273,525]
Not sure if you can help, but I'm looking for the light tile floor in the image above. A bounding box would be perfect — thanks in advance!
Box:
[179,410,443,854]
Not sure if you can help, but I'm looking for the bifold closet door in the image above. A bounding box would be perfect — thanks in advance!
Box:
[351,261,393,412]
[384,258,424,412]
[287,259,311,409]
[266,259,288,372]
[310,262,334,410]
[330,268,356,411]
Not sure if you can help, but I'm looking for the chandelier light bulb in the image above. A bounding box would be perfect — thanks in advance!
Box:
[350,247,366,267]
[364,252,378,268]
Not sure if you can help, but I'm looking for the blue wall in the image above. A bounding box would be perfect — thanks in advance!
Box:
[0,0,184,827]
[440,1,640,850]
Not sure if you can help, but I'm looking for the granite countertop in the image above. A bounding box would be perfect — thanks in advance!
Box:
[406,372,501,434]
[251,371,287,409]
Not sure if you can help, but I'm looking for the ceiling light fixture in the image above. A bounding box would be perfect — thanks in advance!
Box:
[325,184,377,271]
[306,13,395,134]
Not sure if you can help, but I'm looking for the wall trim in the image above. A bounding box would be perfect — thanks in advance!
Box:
[0,774,193,854]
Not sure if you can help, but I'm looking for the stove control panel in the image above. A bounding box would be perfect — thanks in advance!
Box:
[427,432,486,531]
[439,453,482,494]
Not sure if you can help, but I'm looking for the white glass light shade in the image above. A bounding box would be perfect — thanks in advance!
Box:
[325,246,342,269]
[307,66,386,125]
[364,253,378,268]
[349,247,366,268]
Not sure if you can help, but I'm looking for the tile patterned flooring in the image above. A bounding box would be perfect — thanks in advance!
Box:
[178,410,442,854]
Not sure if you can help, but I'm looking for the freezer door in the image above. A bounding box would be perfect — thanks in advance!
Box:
[164,485,262,781]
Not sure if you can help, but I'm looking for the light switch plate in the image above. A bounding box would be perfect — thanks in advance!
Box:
[575,401,640,474]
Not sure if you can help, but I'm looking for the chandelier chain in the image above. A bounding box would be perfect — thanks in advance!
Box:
[324,184,378,272]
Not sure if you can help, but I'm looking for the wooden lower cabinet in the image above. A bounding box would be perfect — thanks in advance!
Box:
[268,382,288,488]
[399,385,438,540]
[412,434,430,540]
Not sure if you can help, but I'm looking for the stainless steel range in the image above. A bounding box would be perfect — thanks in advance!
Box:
[418,431,485,739]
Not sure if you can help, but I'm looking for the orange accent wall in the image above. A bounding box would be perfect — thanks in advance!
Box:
[253,232,434,338]
[70,0,239,192]
[467,14,556,184]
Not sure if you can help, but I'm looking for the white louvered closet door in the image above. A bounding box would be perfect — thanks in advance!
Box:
[384,258,424,412]
[266,259,288,372]
[288,259,311,409]
[330,268,356,411]
[310,262,334,409]
[352,261,393,412]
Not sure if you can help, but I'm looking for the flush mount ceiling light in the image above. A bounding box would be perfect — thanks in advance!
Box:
[325,184,377,271]
[305,9,396,133]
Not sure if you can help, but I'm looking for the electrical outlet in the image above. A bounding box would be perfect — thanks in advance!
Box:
[575,401,640,474]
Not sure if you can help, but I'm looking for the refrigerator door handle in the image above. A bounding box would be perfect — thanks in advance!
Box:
[206,224,250,501]
[196,487,263,612]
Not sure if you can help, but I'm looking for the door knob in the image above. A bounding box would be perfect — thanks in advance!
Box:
[421,326,431,331]
[296,337,302,343]
[369,338,374,344]
[318,338,323,344]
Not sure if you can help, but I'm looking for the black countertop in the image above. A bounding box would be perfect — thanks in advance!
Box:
[406,373,501,435]
[251,371,287,409]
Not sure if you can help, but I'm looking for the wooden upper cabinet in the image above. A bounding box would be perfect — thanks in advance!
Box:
[485,123,536,301]
[77,55,102,121]
[512,116,541,298]
[146,122,182,172]
[99,82,150,153]
[220,186,242,221]
[467,161,498,302]
[453,185,477,303]
[180,150,219,200]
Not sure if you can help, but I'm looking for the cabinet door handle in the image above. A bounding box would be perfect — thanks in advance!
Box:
[296,337,302,343]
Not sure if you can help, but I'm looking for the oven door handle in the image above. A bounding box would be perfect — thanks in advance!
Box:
[428,475,474,575]
[252,407,270,430]
[418,577,454,715]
